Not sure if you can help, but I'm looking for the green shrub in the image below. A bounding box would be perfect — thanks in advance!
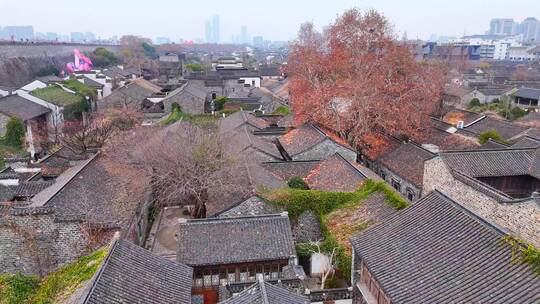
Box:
[161,103,183,125]
[266,180,409,284]
[468,98,481,109]
[288,177,309,190]
[478,129,506,145]
[0,273,39,304]
[213,96,229,111]
[510,107,527,120]
[186,63,204,72]
[4,118,25,148]
[272,105,290,115]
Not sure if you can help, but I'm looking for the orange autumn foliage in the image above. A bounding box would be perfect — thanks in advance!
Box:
[287,9,444,153]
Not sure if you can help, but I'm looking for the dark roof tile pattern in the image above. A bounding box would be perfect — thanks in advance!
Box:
[377,142,435,187]
[278,124,327,156]
[350,191,540,304]
[304,153,366,192]
[510,136,540,148]
[0,94,51,121]
[220,279,309,304]
[177,214,296,266]
[84,239,193,304]
[514,87,540,100]
[219,110,269,134]
[464,116,529,139]
[440,147,540,178]
[261,160,320,181]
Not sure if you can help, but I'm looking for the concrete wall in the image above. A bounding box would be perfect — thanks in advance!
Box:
[0,207,88,276]
[423,157,540,247]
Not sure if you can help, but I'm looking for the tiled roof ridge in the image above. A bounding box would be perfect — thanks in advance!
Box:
[181,212,288,225]
[333,152,368,179]
[82,236,121,304]
[259,277,270,304]
[31,151,100,207]
[463,115,487,128]
[262,159,322,165]
[439,146,538,154]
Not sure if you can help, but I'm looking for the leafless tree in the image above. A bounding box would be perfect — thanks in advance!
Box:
[105,122,245,218]
[61,113,115,154]
[305,241,337,290]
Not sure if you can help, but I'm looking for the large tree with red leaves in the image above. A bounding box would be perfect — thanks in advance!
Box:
[287,9,444,155]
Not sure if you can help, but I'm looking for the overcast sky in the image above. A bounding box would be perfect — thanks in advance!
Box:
[1,0,538,42]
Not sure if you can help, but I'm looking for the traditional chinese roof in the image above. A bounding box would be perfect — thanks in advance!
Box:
[377,142,435,187]
[440,147,540,179]
[261,160,320,181]
[511,136,540,148]
[177,213,295,266]
[463,116,529,139]
[220,278,309,304]
[0,94,51,121]
[304,153,366,192]
[31,152,151,228]
[442,108,482,126]
[514,87,540,100]
[278,124,327,156]
[214,196,284,218]
[223,126,284,161]
[84,239,193,304]
[219,109,270,134]
[350,191,540,304]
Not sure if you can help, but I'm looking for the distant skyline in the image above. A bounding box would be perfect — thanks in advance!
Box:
[1,0,539,42]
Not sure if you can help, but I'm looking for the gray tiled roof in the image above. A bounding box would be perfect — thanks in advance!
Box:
[463,116,528,139]
[218,110,269,135]
[177,214,296,266]
[377,142,435,187]
[514,87,540,100]
[0,94,51,121]
[511,136,540,148]
[440,147,540,178]
[279,124,327,156]
[304,153,366,192]
[215,196,284,218]
[84,239,193,304]
[350,191,540,304]
[220,279,309,304]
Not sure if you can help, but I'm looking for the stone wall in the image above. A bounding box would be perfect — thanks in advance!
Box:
[377,164,421,202]
[294,139,356,162]
[423,157,540,247]
[0,207,88,276]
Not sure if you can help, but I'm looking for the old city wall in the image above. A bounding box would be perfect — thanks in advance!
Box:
[0,207,88,276]
[0,43,120,87]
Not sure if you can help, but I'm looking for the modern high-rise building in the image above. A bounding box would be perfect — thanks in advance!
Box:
[240,25,248,44]
[520,17,540,43]
[212,15,220,43]
[205,20,212,43]
[253,36,264,48]
[489,18,516,35]
[204,15,220,43]
[1,26,34,41]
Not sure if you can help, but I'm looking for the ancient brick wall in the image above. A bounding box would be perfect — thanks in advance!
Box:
[423,157,540,247]
[0,207,88,276]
